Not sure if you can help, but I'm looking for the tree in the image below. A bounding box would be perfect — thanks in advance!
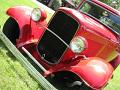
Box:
[100,0,120,10]
[48,0,62,10]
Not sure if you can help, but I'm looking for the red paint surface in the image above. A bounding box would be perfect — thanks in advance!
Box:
[6,0,120,89]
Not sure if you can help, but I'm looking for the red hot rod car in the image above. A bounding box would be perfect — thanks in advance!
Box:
[3,0,120,90]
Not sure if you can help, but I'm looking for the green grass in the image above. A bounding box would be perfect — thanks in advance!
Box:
[0,0,34,27]
[0,41,42,90]
[104,66,120,90]
[0,0,53,27]
[0,0,45,90]
[0,0,120,90]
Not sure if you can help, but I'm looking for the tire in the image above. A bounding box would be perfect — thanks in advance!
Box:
[3,17,20,45]
[46,72,92,90]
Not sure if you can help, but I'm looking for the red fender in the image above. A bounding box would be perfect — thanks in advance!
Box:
[65,57,114,89]
[7,6,32,28]
[6,6,47,48]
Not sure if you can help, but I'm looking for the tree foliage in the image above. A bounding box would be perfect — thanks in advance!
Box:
[71,0,120,10]
[49,0,62,10]
[49,0,120,11]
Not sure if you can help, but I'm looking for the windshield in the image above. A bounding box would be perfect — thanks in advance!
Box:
[79,1,120,35]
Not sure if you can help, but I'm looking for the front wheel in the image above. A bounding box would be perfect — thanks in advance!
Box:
[46,72,92,90]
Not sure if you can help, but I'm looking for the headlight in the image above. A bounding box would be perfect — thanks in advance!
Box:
[70,36,87,54]
[31,8,41,22]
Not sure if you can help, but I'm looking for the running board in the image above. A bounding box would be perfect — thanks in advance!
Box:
[21,47,47,72]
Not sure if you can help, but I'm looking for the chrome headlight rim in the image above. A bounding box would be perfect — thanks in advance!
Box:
[70,36,87,54]
[31,8,41,22]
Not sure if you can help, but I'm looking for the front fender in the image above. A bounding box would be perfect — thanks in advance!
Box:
[67,57,114,89]
[7,6,47,48]
[7,6,32,28]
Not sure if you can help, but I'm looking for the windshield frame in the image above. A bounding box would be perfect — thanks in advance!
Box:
[78,0,120,36]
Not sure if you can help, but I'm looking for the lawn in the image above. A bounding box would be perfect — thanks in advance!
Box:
[0,0,53,28]
[0,0,120,90]
[0,0,44,90]
[0,0,35,27]
[0,40,42,90]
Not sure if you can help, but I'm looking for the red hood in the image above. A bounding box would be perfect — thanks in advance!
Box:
[59,7,118,43]
[81,13,118,42]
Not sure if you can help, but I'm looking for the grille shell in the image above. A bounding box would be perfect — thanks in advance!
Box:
[37,11,79,64]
